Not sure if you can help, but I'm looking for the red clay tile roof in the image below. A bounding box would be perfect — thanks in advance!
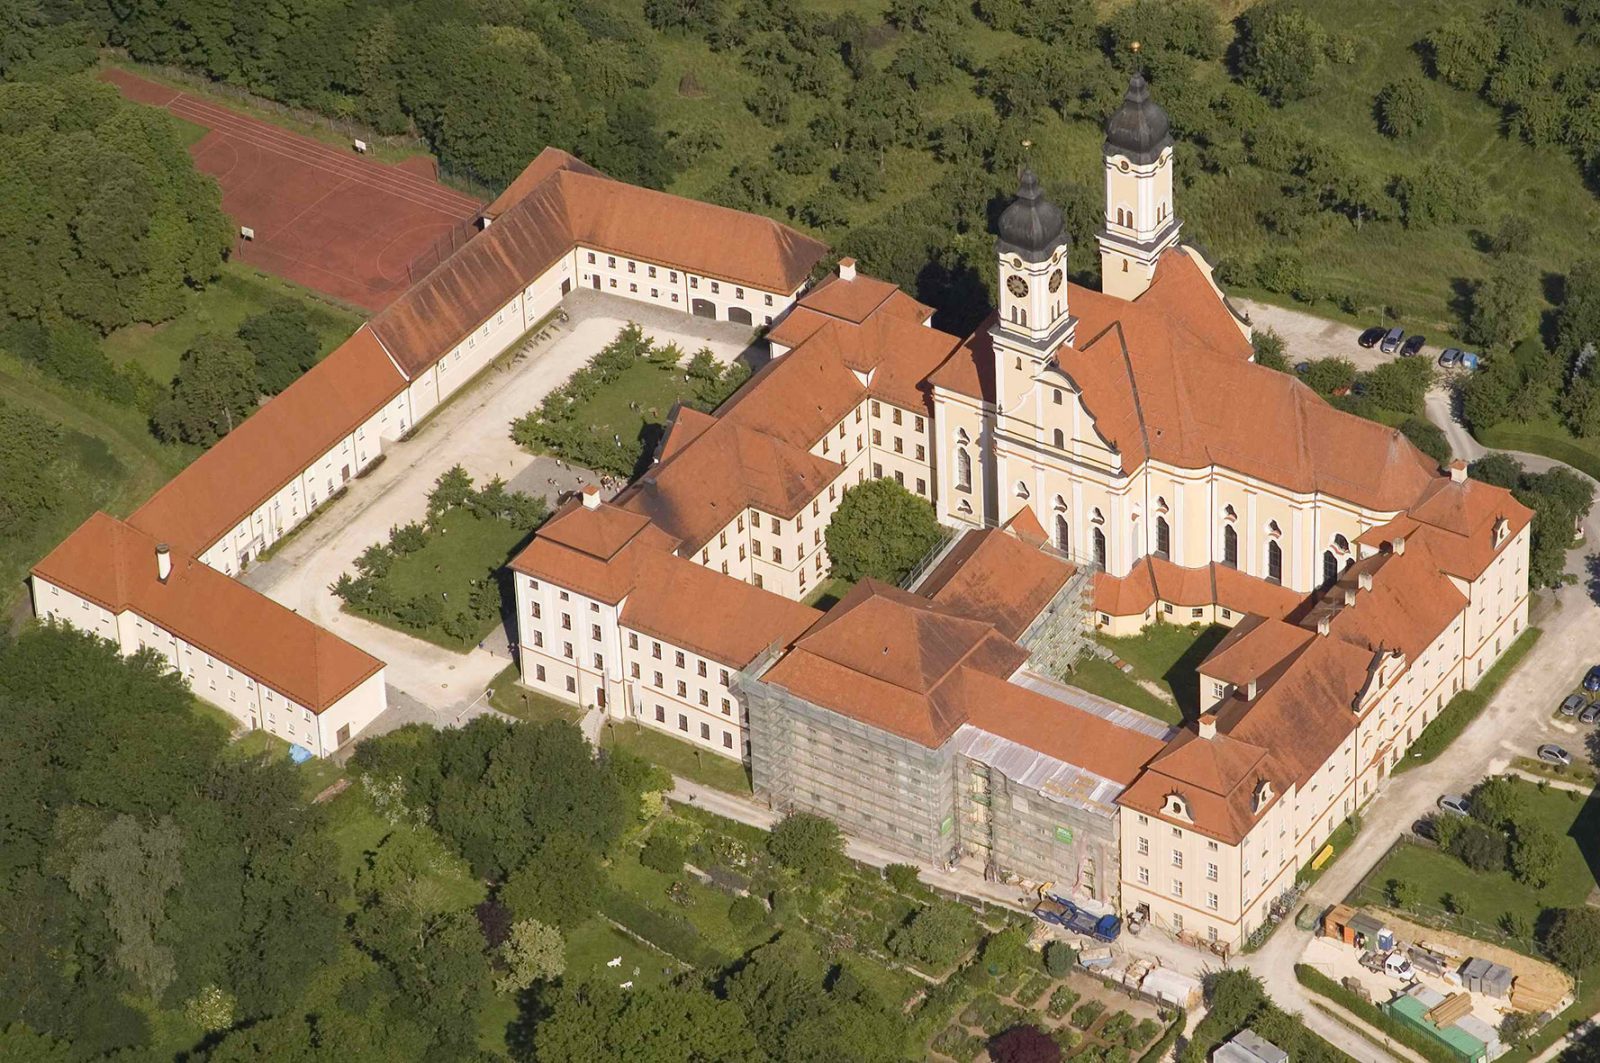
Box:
[1119,728,1287,844]
[371,160,828,378]
[621,553,820,667]
[927,317,996,402]
[1057,252,1442,511]
[1200,616,1315,688]
[920,527,1075,640]
[34,513,382,711]
[480,146,600,219]
[763,580,1031,747]
[1092,559,1302,621]
[128,326,407,557]
[509,498,818,666]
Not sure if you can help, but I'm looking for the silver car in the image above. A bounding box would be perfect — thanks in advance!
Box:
[1537,745,1572,766]
[1438,794,1471,816]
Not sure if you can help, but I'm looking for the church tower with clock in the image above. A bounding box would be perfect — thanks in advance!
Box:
[1098,56,1182,301]
[992,165,1074,419]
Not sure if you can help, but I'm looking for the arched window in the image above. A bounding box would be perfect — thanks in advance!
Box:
[1093,527,1107,568]
[1019,307,1027,327]
[1010,306,1019,324]
[1122,260,1129,272]
[956,427,970,445]
[1222,525,1238,568]
[1155,516,1170,559]
[1223,504,1237,521]
[1055,514,1070,554]
[1052,428,1065,449]
[955,447,972,492]
[1333,533,1350,554]
[1323,550,1337,588]
[1052,389,1063,404]
[1267,541,1283,585]
[1016,481,1030,500]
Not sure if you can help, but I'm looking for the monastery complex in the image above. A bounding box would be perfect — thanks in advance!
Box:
[31,74,1531,951]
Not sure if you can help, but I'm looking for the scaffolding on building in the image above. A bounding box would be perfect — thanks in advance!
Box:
[1018,550,1099,679]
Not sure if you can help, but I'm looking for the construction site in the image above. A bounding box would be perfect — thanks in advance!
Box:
[1303,904,1573,1061]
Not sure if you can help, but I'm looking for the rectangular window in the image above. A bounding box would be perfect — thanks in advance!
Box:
[675,651,686,668]
[1172,850,1183,868]
[655,705,665,722]
[1207,862,1218,881]
[678,714,689,732]
[724,731,734,748]
[1207,892,1219,911]
[1137,837,1148,855]
[1137,866,1149,884]
[700,722,711,739]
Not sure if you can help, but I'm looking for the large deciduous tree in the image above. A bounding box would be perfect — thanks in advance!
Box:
[824,479,944,584]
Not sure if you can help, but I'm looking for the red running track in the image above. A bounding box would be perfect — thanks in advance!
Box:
[102,68,484,312]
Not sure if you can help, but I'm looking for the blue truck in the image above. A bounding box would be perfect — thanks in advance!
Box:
[1032,894,1121,942]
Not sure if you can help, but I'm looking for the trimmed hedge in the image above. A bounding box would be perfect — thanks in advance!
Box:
[1396,627,1541,772]
[1136,1009,1185,1063]
[597,888,729,971]
[1294,964,1457,1063]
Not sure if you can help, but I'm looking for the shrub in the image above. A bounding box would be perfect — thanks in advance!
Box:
[727,894,767,931]
[1448,821,1508,873]
[639,832,687,873]
[767,812,844,880]
[1069,999,1105,1030]
[1046,984,1080,1017]
[1043,939,1077,977]
[989,1024,1062,1063]
[1543,907,1600,973]
[885,863,921,893]
[889,902,979,971]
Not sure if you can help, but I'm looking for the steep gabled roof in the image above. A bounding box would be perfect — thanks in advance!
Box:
[1119,728,1286,844]
[34,514,382,712]
[128,326,407,557]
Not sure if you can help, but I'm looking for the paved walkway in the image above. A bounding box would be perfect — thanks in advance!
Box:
[244,291,755,718]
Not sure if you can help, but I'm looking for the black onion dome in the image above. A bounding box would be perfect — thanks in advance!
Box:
[996,168,1065,262]
[1103,72,1172,165]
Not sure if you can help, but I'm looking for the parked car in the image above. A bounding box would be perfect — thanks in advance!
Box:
[1379,327,1405,354]
[1385,953,1415,980]
[1438,794,1471,816]
[1581,702,1600,725]
[1411,817,1438,842]
[1399,335,1426,358]
[1585,665,1600,692]
[1359,326,1387,348]
[1458,351,1481,370]
[1438,348,1461,368]
[1561,693,1587,716]
[1538,744,1572,766]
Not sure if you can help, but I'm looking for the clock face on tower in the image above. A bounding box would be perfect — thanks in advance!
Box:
[1006,275,1029,298]
[1048,269,1063,293]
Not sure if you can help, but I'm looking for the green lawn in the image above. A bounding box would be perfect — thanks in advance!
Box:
[0,354,193,612]
[321,786,486,913]
[102,261,362,383]
[346,508,531,651]
[598,718,753,794]
[1397,627,1541,772]
[802,575,854,611]
[1062,657,1184,726]
[1513,756,1599,790]
[1350,780,1600,955]
[487,664,585,725]
[564,918,681,990]
[1478,417,1600,484]
[1084,622,1229,723]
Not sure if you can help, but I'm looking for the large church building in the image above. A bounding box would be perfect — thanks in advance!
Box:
[32,72,1530,952]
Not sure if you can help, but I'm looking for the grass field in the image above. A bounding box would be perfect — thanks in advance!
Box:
[1063,657,1184,726]
[487,664,585,725]
[102,261,362,383]
[350,508,530,651]
[557,357,702,473]
[0,354,194,612]
[1093,622,1229,722]
[1351,780,1600,953]
[1478,417,1600,484]
[599,718,753,794]
[802,575,854,611]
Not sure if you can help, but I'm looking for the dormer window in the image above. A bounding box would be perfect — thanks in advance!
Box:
[1162,793,1190,821]
[1253,778,1275,813]
[1493,517,1510,547]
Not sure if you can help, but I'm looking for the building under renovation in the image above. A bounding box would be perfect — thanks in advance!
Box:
[740,518,1170,905]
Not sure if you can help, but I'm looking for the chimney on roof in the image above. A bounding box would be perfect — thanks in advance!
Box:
[1316,615,1331,637]
[1447,459,1468,483]
[1357,570,1373,592]
[1197,713,1217,739]
[1392,535,1406,555]
[1341,587,1357,607]
[580,484,601,510]
[1244,678,1257,701]
[156,543,172,584]
[838,257,857,282]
